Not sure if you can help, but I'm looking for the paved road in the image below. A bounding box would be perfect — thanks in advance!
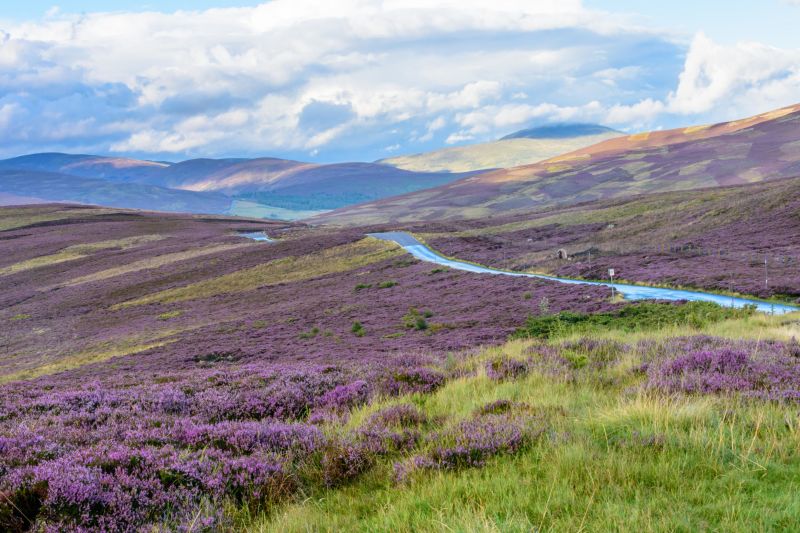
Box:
[370,231,799,315]
[239,231,274,242]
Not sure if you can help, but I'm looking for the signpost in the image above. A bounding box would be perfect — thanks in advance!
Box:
[609,268,615,297]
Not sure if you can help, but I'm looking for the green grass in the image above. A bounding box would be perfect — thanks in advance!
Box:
[156,310,183,321]
[228,199,329,221]
[512,301,755,339]
[0,234,165,276]
[248,312,800,532]
[116,238,403,307]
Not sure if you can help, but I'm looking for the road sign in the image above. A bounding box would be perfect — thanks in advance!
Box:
[608,268,615,278]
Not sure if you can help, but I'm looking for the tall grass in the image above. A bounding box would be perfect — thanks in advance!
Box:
[250,312,800,532]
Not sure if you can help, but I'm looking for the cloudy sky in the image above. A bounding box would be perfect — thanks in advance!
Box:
[1,1,799,162]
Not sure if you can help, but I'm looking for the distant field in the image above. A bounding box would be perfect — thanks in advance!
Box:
[228,199,330,220]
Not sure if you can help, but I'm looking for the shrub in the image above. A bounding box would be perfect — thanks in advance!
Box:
[354,283,372,292]
[351,321,366,337]
[394,412,543,482]
[475,399,515,416]
[378,280,397,289]
[316,381,370,412]
[299,327,320,339]
[402,307,432,330]
[512,301,755,339]
[485,357,529,381]
[644,337,800,402]
[384,368,445,395]
[367,404,427,428]
[317,439,373,488]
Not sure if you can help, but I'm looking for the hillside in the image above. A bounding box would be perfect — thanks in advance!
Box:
[0,154,480,216]
[411,175,800,300]
[379,125,621,173]
[0,152,168,181]
[169,159,479,211]
[0,169,233,214]
[318,103,800,225]
[1,195,797,531]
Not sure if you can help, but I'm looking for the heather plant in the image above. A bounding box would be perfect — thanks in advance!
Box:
[644,338,800,401]
[383,367,445,395]
[394,409,544,481]
[485,356,529,381]
[316,381,371,412]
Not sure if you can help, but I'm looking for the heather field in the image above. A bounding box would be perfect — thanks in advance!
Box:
[418,176,800,301]
[2,203,800,531]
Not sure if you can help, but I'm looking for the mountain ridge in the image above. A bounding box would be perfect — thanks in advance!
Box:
[314,102,800,225]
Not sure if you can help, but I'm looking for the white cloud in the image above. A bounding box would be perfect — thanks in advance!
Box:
[666,32,800,117]
[0,1,796,159]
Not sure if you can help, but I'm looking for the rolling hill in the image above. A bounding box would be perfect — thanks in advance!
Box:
[379,123,622,173]
[317,103,800,225]
[0,154,480,216]
[0,169,233,214]
[0,153,168,182]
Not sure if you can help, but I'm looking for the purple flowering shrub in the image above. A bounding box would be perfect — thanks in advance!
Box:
[643,337,800,401]
[316,380,371,412]
[485,356,529,381]
[383,367,445,395]
[0,360,443,531]
[355,404,428,459]
[394,404,546,482]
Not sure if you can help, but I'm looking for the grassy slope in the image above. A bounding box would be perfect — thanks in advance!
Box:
[0,169,233,214]
[379,133,621,173]
[1,204,613,383]
[253,313,800,532]
[415,176,800,299]
[317,103,800,226]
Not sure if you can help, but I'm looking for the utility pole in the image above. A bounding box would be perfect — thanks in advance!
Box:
[765,255,769,290]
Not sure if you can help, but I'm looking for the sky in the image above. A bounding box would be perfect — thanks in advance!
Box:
[0,1,799,162]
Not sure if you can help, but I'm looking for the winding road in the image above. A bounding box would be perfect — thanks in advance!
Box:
[369,231,799,315]
[239,231,274,242]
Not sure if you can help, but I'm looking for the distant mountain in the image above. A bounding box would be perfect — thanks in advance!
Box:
[315,103,800,226]
[379,124,621,173]
[177,161,480,211]
[0,154,481,216]
[0,192,52,206]
[500,123,620,140]
[0,153,168,182]
[0,169,232,214]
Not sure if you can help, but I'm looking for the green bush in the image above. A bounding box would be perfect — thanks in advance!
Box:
[402,307,433,330]
[511,301,756,340]
[351,321,366,337]
[378,280,398,289]
[299,326,320,339]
